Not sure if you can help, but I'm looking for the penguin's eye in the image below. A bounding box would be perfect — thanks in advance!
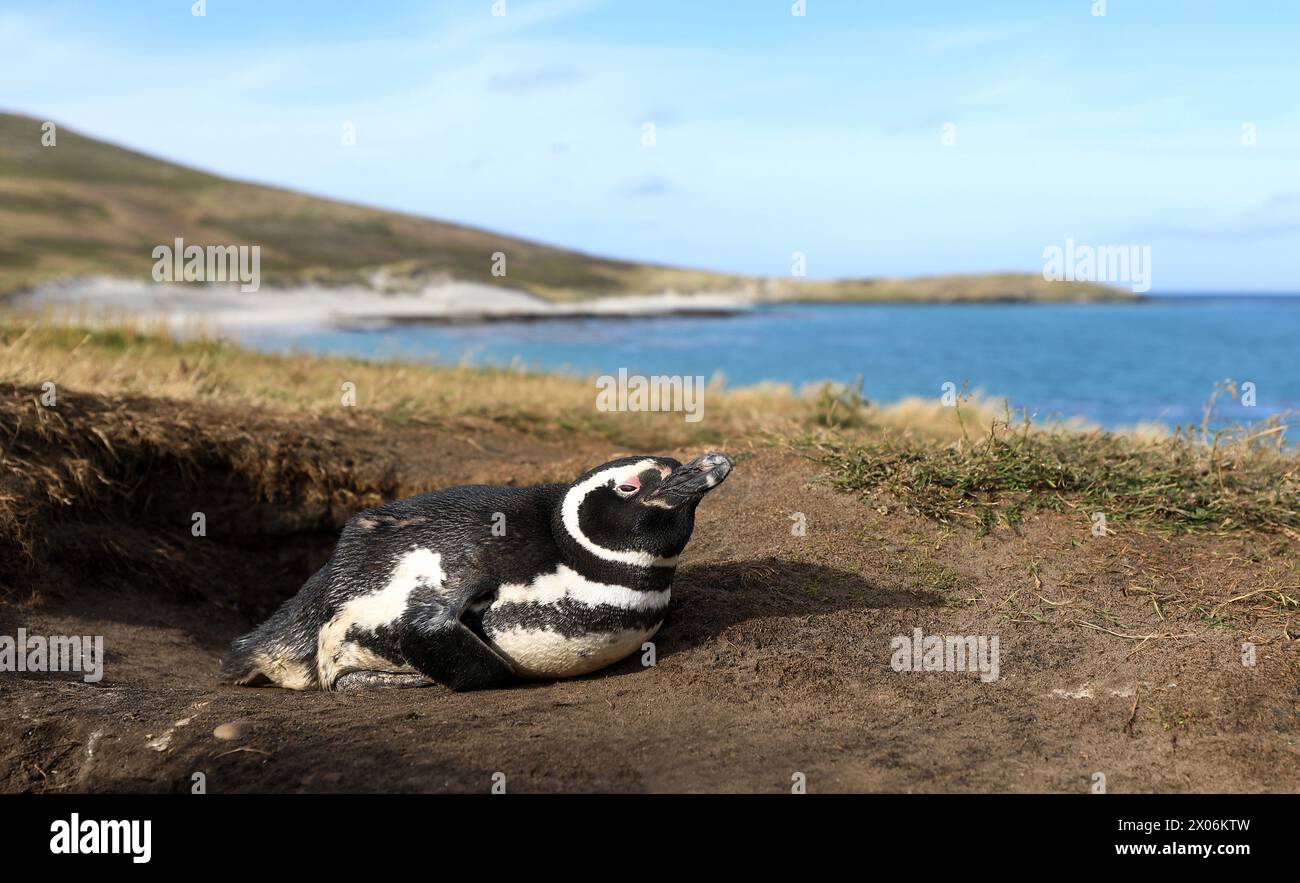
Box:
[614,478,641,497]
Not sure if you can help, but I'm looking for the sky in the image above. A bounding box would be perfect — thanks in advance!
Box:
[3,0,1299,292]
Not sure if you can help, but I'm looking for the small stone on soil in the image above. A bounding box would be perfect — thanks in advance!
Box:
[213,721,252,741]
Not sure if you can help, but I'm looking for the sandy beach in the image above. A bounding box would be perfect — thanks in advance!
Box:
[10,276,754,332]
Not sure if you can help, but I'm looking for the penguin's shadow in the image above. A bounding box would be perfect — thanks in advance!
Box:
[597,556,939,676]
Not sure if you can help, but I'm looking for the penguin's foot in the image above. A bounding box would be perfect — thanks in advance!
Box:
[333,671,434,690]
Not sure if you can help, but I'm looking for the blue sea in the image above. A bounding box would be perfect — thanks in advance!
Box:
[241,297,1300,429]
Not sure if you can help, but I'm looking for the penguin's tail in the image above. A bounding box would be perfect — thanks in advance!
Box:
[219,630,274,685]
[220,568,327,689]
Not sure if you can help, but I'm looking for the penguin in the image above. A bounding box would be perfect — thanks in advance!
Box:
[220,452,732,691]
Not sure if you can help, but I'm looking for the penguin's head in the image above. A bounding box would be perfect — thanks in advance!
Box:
[559,453,733,567]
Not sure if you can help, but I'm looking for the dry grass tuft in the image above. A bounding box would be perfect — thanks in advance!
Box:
[811,406,1299,534]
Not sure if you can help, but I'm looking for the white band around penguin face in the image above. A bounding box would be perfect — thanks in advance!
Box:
[560,460,680,568]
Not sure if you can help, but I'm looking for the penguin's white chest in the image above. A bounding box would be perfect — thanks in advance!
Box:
[480,565,669,678]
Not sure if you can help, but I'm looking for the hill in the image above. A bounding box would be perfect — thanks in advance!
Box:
[0,112,1131,303]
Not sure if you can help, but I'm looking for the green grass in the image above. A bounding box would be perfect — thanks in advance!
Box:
[810,418,1299,534]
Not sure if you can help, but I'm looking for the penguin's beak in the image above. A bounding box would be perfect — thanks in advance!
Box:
[647,453,732,507]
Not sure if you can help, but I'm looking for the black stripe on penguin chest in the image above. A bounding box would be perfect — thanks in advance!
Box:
[478,596,667,637]
[467,564,674,678]
[472,554,676,635]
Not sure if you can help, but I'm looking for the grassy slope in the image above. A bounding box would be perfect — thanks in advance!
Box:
[0,112,1131,302]
[2,316,1293,543]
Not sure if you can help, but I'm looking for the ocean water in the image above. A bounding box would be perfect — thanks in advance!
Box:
[240,297,1300,429]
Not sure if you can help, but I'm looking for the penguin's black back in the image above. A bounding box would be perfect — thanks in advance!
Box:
[221,482,569,687]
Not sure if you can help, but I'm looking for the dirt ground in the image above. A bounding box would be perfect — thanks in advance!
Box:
[1,386,1298,793]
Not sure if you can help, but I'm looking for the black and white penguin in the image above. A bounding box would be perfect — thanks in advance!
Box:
[220,452,733,691]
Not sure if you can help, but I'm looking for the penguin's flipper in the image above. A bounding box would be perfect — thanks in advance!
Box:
[398,580,517,692]
[400,617,517,691]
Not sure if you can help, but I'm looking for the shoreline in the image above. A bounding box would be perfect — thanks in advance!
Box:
[5,275,1167,333]
[8,276,757,330]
